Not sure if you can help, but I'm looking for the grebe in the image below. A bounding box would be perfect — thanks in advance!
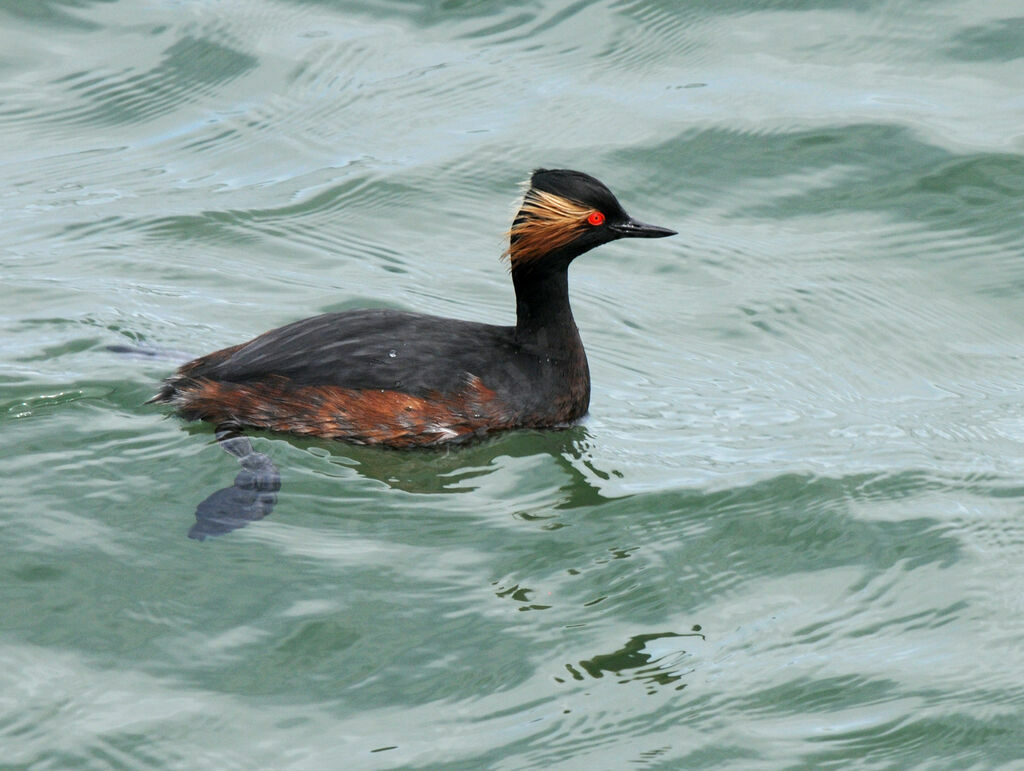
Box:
[152,169,675,447]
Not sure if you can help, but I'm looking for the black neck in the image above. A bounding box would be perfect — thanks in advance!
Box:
[512,262,580,351]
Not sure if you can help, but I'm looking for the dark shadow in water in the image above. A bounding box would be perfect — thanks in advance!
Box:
[106,344,194,362]
[330,425,608,503]
[556,629,706,696]
[182,422,610,541]
[188,424,281,541]
[945,17,1024,63]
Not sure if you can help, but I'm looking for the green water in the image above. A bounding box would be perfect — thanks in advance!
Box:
[3,0,1024,767]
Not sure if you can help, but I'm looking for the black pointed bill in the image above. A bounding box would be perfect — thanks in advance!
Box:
[608,217,677,239]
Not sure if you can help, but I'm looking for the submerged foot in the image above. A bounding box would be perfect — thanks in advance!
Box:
[188,425,281,540]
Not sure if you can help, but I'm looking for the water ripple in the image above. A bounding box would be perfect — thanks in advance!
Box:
[3,0,1024,766]
[42,35,256,128]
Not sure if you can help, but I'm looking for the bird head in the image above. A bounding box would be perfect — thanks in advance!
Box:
[505,169,676,272]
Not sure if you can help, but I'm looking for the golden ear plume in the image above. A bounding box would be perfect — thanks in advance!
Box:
[503,189,593,267]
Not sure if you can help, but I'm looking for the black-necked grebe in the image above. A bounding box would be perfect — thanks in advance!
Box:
[152,169,676,447]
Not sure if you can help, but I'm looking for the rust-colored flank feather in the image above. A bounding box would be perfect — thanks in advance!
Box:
[504,188,595,267]
[171,374,512,448]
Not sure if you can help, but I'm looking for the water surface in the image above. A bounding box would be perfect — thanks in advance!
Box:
[3,0,1024,767]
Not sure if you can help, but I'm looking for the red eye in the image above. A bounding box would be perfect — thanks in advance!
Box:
[587,211,605,226]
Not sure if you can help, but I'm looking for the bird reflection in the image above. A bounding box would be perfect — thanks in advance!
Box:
[186,424,608,540]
